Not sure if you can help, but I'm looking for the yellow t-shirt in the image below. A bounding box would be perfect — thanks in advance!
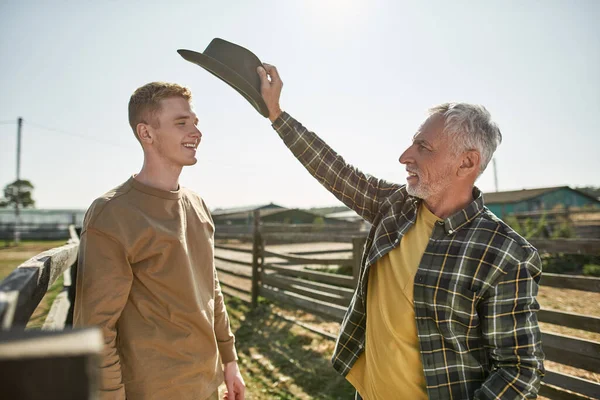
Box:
[346,203,440,400]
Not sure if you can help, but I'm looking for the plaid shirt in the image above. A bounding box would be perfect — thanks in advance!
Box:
[273,112,545,399]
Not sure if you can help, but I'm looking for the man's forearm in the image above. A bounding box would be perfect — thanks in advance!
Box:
[74,228,132,397]
[271,112,399,223]
[213,276,238,364]
[475,366,543,399]
[477,255,545,399]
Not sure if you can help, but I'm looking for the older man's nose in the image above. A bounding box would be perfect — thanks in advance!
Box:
[399,148,412,164]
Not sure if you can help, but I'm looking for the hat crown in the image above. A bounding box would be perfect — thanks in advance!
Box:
[177,38,269,117]
[203,38,262,93]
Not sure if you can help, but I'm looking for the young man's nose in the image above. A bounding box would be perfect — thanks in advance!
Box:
[191,126,202,138]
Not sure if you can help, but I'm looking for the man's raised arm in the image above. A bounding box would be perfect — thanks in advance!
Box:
[257,64,400,224]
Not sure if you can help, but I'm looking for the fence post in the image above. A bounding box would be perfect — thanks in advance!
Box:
[251,210,263,309]
[0,328,103,398]
[352,236,366,287]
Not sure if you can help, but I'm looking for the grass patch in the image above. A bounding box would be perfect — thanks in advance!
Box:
[223,295,355,399]
[0,258,24,281]
[0,240,67,280]
[26,275,65,329]
[583,264,600,277]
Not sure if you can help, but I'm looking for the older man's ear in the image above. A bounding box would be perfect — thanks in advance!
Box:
[457,150,481,178]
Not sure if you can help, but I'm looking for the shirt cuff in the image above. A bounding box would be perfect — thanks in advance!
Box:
[271,111,294,140]
[218,337,238,364]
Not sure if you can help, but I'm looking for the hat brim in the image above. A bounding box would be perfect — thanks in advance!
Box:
[177,49,269,118]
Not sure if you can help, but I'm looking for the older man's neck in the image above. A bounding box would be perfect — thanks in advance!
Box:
[424,188,474,220]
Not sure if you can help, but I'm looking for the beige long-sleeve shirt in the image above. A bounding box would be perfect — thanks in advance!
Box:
[74,177,237,400]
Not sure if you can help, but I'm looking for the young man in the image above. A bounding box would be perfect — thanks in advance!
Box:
[74,82,245,400]
[256,65,545,399]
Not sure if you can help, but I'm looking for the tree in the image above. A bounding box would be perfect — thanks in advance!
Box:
[0,179,36,208]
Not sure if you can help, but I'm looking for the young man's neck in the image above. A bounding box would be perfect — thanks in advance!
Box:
[423,186,474,220]
[135,159,182,192]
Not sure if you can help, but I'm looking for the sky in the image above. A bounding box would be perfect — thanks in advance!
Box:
[0,0,599,211]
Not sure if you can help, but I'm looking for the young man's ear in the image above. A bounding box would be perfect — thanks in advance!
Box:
[136,123,153,144]
[457,150,481,177]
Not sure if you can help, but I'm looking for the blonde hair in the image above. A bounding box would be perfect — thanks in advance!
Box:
[128,82,192,141]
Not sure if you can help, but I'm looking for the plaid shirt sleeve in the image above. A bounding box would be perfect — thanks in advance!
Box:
[475,248,545,399]
[272,112,400,224]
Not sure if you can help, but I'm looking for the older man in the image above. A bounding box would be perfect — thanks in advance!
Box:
[256,65,544,399]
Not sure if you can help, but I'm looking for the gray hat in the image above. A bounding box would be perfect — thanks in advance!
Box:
[178,38,269,117]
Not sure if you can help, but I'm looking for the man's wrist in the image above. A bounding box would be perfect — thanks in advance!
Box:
[268,107,283,123]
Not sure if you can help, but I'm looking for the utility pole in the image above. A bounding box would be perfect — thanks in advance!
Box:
[493,158,499,192]
[14,117,22,245]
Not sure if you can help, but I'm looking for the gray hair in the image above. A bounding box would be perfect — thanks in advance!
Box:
[429,103,502,175]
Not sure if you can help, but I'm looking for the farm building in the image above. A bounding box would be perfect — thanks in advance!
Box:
[484,186,600,218]
[211,204,350,225]
[0,208,86,240]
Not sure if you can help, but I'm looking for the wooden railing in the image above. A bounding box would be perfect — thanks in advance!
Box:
[214,212,600,400]
[1,218,598,399]
[0,225,101,398]
[0,232,78,328]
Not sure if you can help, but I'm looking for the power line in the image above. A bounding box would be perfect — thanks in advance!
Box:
[3,119,259,169]
[26,121,127,149]
[2,119,127,148]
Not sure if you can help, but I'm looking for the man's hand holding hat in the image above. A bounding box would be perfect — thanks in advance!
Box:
[257,64,283,123]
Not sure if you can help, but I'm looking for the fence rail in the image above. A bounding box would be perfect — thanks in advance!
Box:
[542,371,600,400]
[0,225,101,398]
[262,249,353,267]
[0,242,78,328]
[263,264,355,288]
[529,238,600,256]
[259,286,348,321]
[216,231,359,243]
[261,273,351,307]
[541,272,600,292]
[542,332,600,373]
[538,309,600,333]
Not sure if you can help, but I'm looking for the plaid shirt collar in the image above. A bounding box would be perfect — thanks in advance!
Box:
[440,187,485,234]
[404,187,485,234]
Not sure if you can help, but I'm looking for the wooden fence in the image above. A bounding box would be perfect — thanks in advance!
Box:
[213,211,600,400]
[1,218,599,399]
[0,225,101,398]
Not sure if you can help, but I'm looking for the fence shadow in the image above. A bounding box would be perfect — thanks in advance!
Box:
[228,297,355,400]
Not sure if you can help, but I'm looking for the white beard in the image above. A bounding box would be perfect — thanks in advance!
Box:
[406,182,429,199]
[406,175,452,200]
